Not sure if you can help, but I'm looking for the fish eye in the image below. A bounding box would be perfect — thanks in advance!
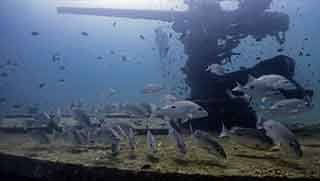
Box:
[249,85,255,89]
[197,107,203,111]
[171,106,176,109]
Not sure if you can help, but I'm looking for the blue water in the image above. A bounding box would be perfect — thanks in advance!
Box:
[0,0,187,112]
[0,0,319,123]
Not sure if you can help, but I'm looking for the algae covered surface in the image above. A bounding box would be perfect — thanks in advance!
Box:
[0,127,320,179]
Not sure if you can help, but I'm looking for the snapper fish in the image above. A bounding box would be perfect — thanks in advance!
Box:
[168,123,187,155]
[71,108,91,128]
[147,129,157,156]
[192,130,227,160]
[128,128,136,151]
[264,98,313,118]
[155,100,208,124]
[232,74,296,102]
[226,126,274,150]
[257,118,302,159]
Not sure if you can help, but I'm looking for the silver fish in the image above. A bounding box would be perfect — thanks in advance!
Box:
[265,98,313,118]
[147,130,157,156]
[110,128,121,156]
[232,74,295,101]
[192,130,227,159]
[33,112,51,123]
[71,109,91,127]
[156,100,208,124]
[228,127,274,150]
[168,123,187,155]
[258,119,302,159]
[128,128,136,151]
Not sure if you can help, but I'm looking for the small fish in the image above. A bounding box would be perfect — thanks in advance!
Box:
[168,123,187,155]
[147,130,157,156]
[258,118,302,159]
[0,72,8,77]
[109,50,115,55]
[104,88,117,98]
[58,79,65,83]
[192,130,227,159]
[81,32,89,36]
[121,56,127,61]
[92,124,121,146]
[12,104,22,109]
[59,66,65,70]
[0,97,6,104]
[112,22,117,27]
[266,98,313,118]
[39,83,46,88]
[141,83,164,94]
[71,109,91,127]
[109,128,121,155]
[155,100,208,124]
[52,53,61,62]
[227,127,274,150]
[96,56,104,60]
[31,32,40,36]
[128,128,136,151]
[139,35,145,40]
[277,48,284,52]
[62,127,84,145]
[33,112,51,122]
[112,125,127,138]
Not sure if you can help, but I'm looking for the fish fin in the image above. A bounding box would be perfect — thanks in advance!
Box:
[218,120,229,138]
[232,82,243,91]
[187,113,193,120]
[226,89,236,99]
[189,122,194,134]
[261,97,268,103]
[247,74,256,82]
[256,115,266,129]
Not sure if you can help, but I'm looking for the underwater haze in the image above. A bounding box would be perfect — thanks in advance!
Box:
[1,0,320,180]
[0,0,188,112]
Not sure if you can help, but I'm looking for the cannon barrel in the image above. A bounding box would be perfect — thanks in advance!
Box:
[57,6,185,22]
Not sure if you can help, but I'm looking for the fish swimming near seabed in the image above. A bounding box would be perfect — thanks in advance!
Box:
[71,108,91,127]
[168,122,187,155]
[263,98,313,118]
[192,130,227,160]
[227,127,274,150]
[147,129,157,156]
[257,118,302,159]
[128,127,136,151]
